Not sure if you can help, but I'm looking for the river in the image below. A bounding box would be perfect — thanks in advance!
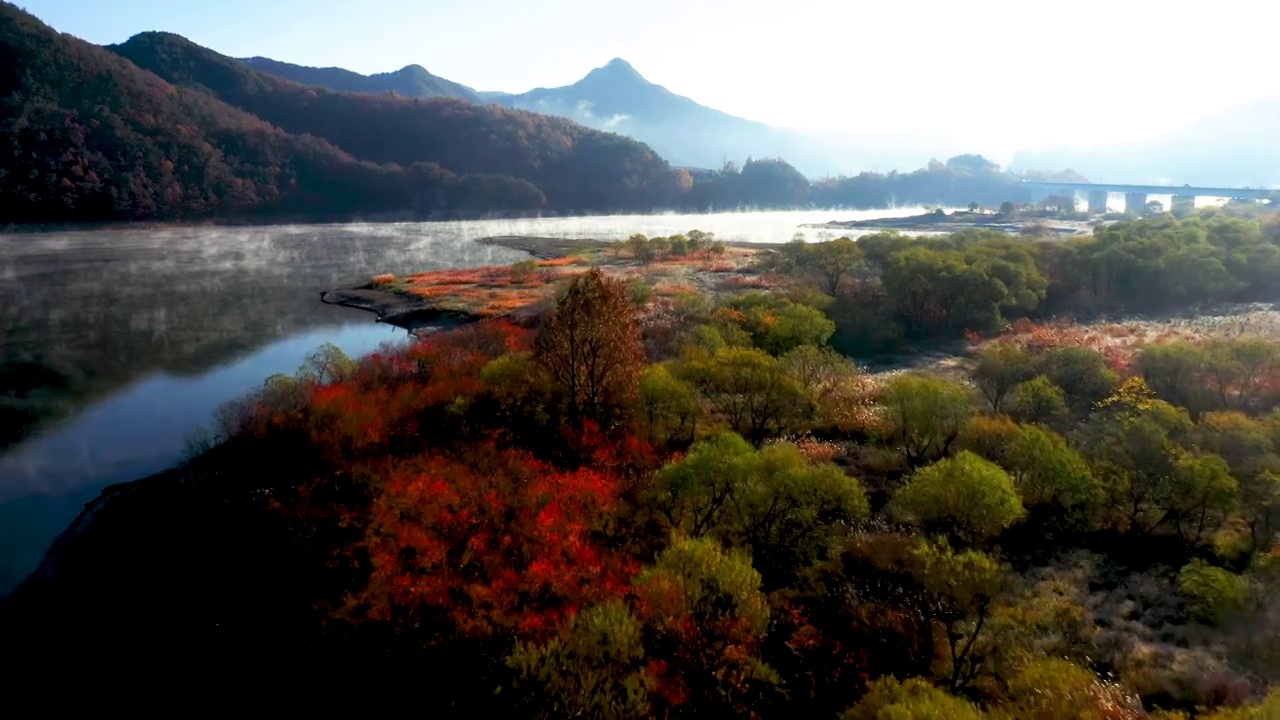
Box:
[0,207,925,592]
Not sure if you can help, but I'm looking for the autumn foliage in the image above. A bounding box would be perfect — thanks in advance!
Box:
[351,447,634,639]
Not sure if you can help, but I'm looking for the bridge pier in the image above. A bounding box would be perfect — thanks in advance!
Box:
[1172,195,1196,214]
[1125,193,1148,214]
[1087,190,1109,214]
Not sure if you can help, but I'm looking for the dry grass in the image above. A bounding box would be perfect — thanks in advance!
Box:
[385,247,767,319]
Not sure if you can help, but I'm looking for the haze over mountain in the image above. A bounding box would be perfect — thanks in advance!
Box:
[241,57,482,103]
[1011,98,1280,188]
[244,55,932,177]
[0,2,682,224]
[486,58,839,174]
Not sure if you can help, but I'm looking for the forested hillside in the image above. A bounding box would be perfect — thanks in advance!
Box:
[242,57,482,103]
[7,212,1280,716]
[109,32,678,212]
[0,3,678,223]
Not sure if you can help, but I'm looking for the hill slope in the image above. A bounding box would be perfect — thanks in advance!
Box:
[0,2,568,223]
[493,58,839,175]
[109,34,678,210]
[242,57,482,103]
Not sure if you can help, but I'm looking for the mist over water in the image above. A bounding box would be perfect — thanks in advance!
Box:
[0,208,919,593]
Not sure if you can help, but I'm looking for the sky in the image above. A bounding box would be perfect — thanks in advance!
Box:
[19,0,1280,161]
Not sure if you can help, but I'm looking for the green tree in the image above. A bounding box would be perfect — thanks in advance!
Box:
[842,677,984,720]
[1000,658,1140,720]
[1202,338,1280,411]
[1007,375,1069,427]
[717,294,836,355]
[911,542,1010,691]
[1178,559,1248,625]
[639,363,700,447]
[679,346,811,444]
[1003,424,1099,511]
[299,343,356,385]
[626,233,653,263]
[879,373,973,466]
[1137,341,1209,415]
[507,602,655,720]
[809,237,864,295]
[1037,346,1118,414]
[972,343,1037,412]
[893,451,1026,544]
[634,536,779,714]
[657,433,869,586]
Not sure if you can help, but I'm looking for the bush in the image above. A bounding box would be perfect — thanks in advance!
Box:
[1178,560,1248,625]
[509,259,539,280]
[893,450,1025,544]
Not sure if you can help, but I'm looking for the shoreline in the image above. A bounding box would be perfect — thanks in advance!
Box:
[803,210,1098,236]
[322,234,771,330]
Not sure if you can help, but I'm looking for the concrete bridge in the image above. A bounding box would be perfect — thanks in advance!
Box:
[1022,181,1275,213]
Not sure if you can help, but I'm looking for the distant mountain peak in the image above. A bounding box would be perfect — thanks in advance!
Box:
[584,57,645,84]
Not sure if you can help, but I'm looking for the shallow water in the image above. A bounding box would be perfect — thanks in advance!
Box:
[0,208,926,593]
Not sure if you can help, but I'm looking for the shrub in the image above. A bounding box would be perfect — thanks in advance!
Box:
[1178,560,1248,625]
[509,259,539,280]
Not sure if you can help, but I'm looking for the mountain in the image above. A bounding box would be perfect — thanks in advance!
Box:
[0,1,461,224]
[242,57,482,103]
[492,58,844,176]
[1010,99,1280,188]
[109,33,678,211]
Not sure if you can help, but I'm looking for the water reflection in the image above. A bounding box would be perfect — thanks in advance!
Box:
[0,209,922,593]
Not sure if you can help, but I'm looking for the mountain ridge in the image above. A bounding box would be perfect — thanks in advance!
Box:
[240,56,483,103]
[107,31,679,211]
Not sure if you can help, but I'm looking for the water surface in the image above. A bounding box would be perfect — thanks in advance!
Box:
[0,208,924,592]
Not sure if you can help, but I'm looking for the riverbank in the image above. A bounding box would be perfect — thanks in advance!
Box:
[322,235,771,331]
[804,210,1098,236]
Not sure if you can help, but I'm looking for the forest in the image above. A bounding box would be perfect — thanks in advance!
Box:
[2,2,1096,226]
[5,209,1280,717]
[0,3,678,224]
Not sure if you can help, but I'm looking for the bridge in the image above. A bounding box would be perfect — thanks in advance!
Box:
[1022,181,1275,213]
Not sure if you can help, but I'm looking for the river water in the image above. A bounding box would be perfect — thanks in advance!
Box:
[0,208,923,592]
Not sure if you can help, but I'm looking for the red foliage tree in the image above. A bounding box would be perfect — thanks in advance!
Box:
[349,445,635,640]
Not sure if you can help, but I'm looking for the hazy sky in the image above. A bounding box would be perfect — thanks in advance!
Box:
[22,0,1280,160]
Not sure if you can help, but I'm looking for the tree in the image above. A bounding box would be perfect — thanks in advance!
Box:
[999,201,1016,215]
[657,433,870,586]
[1002,424,1098,511]
[1137,341,1209,415]
[534,268,645,428]
[639,364,700,447]
[633,536,779,715]
[1001,658,1143,720]
[678,346,812,444]
[1008,376,1069,427]
[627,233,654,263]
[879,373,973,466]
[893,451,1026,544]
[350,447,632,640]
[716,294,836,356]
[1202,338,1280,412]
[1178,560,1248,625]
[1037,346,1118,414]
[972,343,1037,412]
[910,542,1009,691]
[842,677,984,720]
[809,237,864,295]
[507,602,655,720]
